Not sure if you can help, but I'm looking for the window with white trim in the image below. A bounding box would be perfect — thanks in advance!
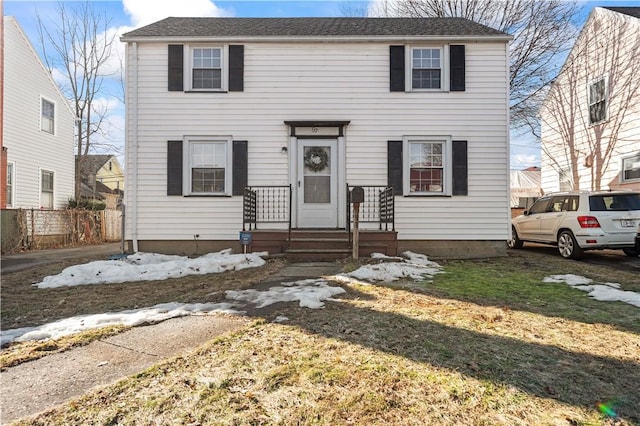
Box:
[7,162,14,207]
[190,47,224,90]
[403,136,452,195]
[559,168,572,191]
[41,98,55,134]
[41,170,54,209]
[622,153,640,182]
[185,137,232,195]
[410,47,445,90]
[588,76,607,125]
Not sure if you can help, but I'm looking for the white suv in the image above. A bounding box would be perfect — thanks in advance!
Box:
[509,191,640,259]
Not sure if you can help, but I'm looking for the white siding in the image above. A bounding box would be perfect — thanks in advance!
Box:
[541,8,640,193]
[126,40,510,241]
[3,17,75,209]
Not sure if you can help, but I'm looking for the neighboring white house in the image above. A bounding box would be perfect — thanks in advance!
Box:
[2,16,75,210]
[540,7,640,193]
[121,17,512,258]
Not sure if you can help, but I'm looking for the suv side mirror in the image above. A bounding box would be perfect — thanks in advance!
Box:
[523,210,529,216]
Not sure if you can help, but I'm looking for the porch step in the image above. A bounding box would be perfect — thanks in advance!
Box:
[285,248,352,262]
[244,229,398,260]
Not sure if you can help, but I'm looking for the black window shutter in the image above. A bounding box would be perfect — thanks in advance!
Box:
[229,45,244,92]
[450,45,466,92]
[167,140,183,195]
[232,140,248,196]
[389,46,405,92]
[452,140,468,195]
[388,141,403,195]
[168,45,184,91]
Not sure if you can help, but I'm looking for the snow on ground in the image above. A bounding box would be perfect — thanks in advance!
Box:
[226,279,346,309]
[34,249,267,288]
[543,274,640,308]
[334,251,443,284]
[0,302,241,347]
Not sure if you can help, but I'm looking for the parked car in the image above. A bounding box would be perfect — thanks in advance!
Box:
[508,191,640,259]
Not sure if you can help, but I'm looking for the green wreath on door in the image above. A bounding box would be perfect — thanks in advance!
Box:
[304,147,329,172]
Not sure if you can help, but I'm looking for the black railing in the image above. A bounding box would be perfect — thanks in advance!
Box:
[242,185,292,233]
[346,184,395,234]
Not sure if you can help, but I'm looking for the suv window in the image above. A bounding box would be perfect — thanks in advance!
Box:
[550,195,580,212]
[589,194,640,211]
[528,198,551,214]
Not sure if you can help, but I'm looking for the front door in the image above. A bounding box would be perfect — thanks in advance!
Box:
[297,140,338,228]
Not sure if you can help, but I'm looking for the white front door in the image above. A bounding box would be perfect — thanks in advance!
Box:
[297,139,338,228]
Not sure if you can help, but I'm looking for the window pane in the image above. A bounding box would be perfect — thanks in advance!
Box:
[412,69,441,89]
[409,168,443,193]
[190,142,226,193]
[304,176,331,203]
[193,69,222,89]
[623,155,640,181]
[7,164,13,206]
[41,100,54,133]
[41,171,54,208]
[191,168,225,193]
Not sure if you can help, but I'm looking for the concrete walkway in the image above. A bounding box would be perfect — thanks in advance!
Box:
[0,261,343,424]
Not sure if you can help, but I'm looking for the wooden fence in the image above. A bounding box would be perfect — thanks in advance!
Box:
[0,208,122,253]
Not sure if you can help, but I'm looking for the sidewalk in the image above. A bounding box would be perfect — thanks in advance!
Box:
[0,261,342,425]
[1,243,121,274]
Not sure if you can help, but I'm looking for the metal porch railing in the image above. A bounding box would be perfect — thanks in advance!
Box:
[242,185,292,238]
[346,184,395,236]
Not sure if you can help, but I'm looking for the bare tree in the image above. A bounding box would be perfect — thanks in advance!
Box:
[37,1,118,199]
[541,9,640,191]
[362,0,580,133]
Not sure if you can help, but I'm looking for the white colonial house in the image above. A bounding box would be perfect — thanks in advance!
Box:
[540,7,640,194]
[121,17,512,259]
[2,16,75,210]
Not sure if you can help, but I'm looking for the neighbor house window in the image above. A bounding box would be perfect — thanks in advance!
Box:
[41,170,54,209]
[404,137,452,195]
[588,76,607,125]
[185,138,232,194]
[622,153,640,182]
[411,47,443,90]
[191,47,223,90]
[559,168,572,191]
[7,162,14,207]
[41,98,55,134]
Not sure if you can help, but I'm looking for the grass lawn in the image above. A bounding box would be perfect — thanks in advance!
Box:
[3,250,640,425]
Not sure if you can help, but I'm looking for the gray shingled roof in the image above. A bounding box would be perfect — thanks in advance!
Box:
[122,17,508,39]
[603,7,640,19]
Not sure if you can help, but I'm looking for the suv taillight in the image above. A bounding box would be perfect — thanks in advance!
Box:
[578,216,601,228]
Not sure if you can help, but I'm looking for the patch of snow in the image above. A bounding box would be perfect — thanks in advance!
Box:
[225,279,346,309]
[336,252,443,284]
[543,275,640,308]
[273,316,289,323]
[0,302,241,347]
[34,249,268,288]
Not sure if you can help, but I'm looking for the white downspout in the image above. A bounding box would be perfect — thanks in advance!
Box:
[128,41,139,252]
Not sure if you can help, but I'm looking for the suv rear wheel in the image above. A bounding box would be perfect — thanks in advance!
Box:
[557,230,583,260]
[508,226,524,249]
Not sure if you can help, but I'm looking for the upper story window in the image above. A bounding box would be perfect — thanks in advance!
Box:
[41,169,54,209]
[41,98,55,134]
[185,137,232,195]
[588,76,607,125]
[191,47,223,90]
[403,136,452,195]
[622,153,640,182]
[411,48,443,90]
